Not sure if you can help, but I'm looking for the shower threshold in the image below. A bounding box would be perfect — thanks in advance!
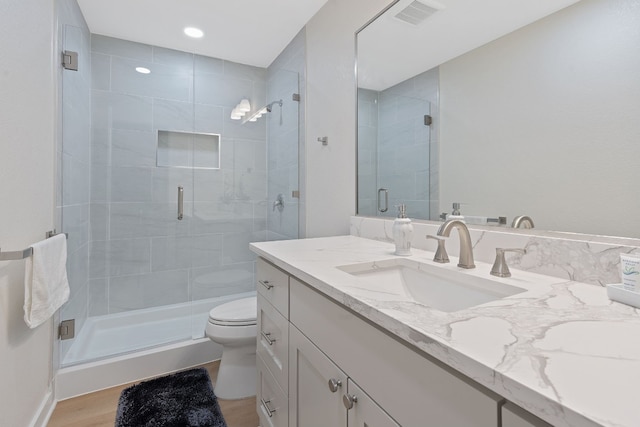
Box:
[62,292,255,367]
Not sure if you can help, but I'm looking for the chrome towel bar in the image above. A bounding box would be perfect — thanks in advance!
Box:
[0,230,68,261]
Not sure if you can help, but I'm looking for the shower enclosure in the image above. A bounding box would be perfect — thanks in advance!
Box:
[58,28,300,366]
[357,68,439,221]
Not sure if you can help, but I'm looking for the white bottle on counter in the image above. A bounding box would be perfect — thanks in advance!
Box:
[393,204,413,256]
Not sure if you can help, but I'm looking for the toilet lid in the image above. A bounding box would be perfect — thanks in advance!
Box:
[208,297,257,325]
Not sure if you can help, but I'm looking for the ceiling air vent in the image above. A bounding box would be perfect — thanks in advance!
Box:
[394,0,443,26]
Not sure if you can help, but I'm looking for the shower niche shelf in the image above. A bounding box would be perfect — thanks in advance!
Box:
[157,130,220,169]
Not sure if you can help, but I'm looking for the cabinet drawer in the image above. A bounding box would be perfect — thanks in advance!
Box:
[257,293,289,393]
[290,277,501,427]
[257,258,289,317]
[257,355,288,427]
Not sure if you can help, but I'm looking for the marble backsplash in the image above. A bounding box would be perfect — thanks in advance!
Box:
[350,216,640,287]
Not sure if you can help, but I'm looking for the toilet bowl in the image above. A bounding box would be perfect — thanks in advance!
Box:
[205,296,257,399]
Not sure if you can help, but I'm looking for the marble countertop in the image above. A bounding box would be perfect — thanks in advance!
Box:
[250,235,640,427]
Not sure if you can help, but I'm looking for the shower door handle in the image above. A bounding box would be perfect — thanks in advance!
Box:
[377,188,389,213]
[177,186,184,220]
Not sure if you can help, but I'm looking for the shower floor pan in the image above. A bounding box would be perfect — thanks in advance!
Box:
[62,292,255,367]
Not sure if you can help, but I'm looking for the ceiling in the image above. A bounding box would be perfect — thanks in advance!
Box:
[77,0,328,68]
[358,0,583,91]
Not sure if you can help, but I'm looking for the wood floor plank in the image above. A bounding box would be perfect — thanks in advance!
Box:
[48,361,259,427]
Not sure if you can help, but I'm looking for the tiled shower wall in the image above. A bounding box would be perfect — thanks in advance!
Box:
[88,35,267,316]
[266,29,305,240]
[357,67,439,220]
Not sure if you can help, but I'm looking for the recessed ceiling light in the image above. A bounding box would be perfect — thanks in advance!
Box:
[135,67,151,74]
[184,27,204,38]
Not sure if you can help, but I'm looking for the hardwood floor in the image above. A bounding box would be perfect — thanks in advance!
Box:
[48,361,259,427]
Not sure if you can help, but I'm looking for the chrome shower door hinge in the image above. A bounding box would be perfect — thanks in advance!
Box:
[59,319,75,340]
[62,50,78,71]
[424,115,433,126]
[292,93,300,102]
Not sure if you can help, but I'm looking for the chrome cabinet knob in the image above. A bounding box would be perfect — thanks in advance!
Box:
[343,393,357,410]
[328,378,342,393]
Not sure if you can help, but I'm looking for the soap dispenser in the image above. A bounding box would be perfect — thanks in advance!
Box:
[393,204,413,256]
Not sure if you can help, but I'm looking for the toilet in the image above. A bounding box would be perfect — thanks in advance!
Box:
[205,296,258,399]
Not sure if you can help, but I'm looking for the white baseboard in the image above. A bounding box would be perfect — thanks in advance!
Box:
[29,388,55,427]
[56,338,222,400]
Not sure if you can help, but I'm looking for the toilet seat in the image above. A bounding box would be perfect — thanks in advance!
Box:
[208,297,257,327]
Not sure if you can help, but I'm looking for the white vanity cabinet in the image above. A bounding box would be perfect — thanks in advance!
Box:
[502,402,553,427]
[289,275,502,427]
[289,324,399,427]
[256,259,290,427]
[256,257,503,427]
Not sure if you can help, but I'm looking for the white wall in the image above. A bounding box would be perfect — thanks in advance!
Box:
[304,0,393,237]
[0,0,56,425]
[439,0,640,237]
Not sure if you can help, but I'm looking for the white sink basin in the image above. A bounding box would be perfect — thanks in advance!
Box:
[337,258,526,312]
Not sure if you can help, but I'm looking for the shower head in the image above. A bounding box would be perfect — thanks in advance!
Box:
[266,99,283,113]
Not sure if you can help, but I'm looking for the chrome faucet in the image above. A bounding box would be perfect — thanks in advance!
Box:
[437,220,475,269]
[273,193,284,212]
[490,248,526,277]
[511,215,534,229]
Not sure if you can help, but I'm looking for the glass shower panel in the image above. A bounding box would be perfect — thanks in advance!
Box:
[266,69,300,241]
[358,89,432,220]
[60,34,276,365]
[59,23,92,364]
[60,35,198,366]
[189,57,270,339]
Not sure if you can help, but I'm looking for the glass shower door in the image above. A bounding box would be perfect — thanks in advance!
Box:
[357,89,432,220]
[60,35,200,366]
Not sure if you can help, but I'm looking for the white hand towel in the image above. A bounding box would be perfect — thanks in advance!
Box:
[23,234,70,328]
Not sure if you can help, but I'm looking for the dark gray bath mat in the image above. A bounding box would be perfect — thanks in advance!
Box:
[115,368,227,427]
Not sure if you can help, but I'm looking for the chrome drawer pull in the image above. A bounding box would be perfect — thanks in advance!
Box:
[261,331,276,345]
[259,280,274,290]
[261,398,276,417]
[328,378,342,393]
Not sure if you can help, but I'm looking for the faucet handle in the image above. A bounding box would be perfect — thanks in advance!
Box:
[490,248,526,277]
[426,235,449,264]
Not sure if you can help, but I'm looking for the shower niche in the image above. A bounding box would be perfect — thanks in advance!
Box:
[157,130,220,170]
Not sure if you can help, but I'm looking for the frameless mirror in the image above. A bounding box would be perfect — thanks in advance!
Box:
[357,0,640,238]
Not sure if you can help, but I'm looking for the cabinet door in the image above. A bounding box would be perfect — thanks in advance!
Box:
[346,379,400,427]
[502,402,553,427]
[289,325,348,427]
